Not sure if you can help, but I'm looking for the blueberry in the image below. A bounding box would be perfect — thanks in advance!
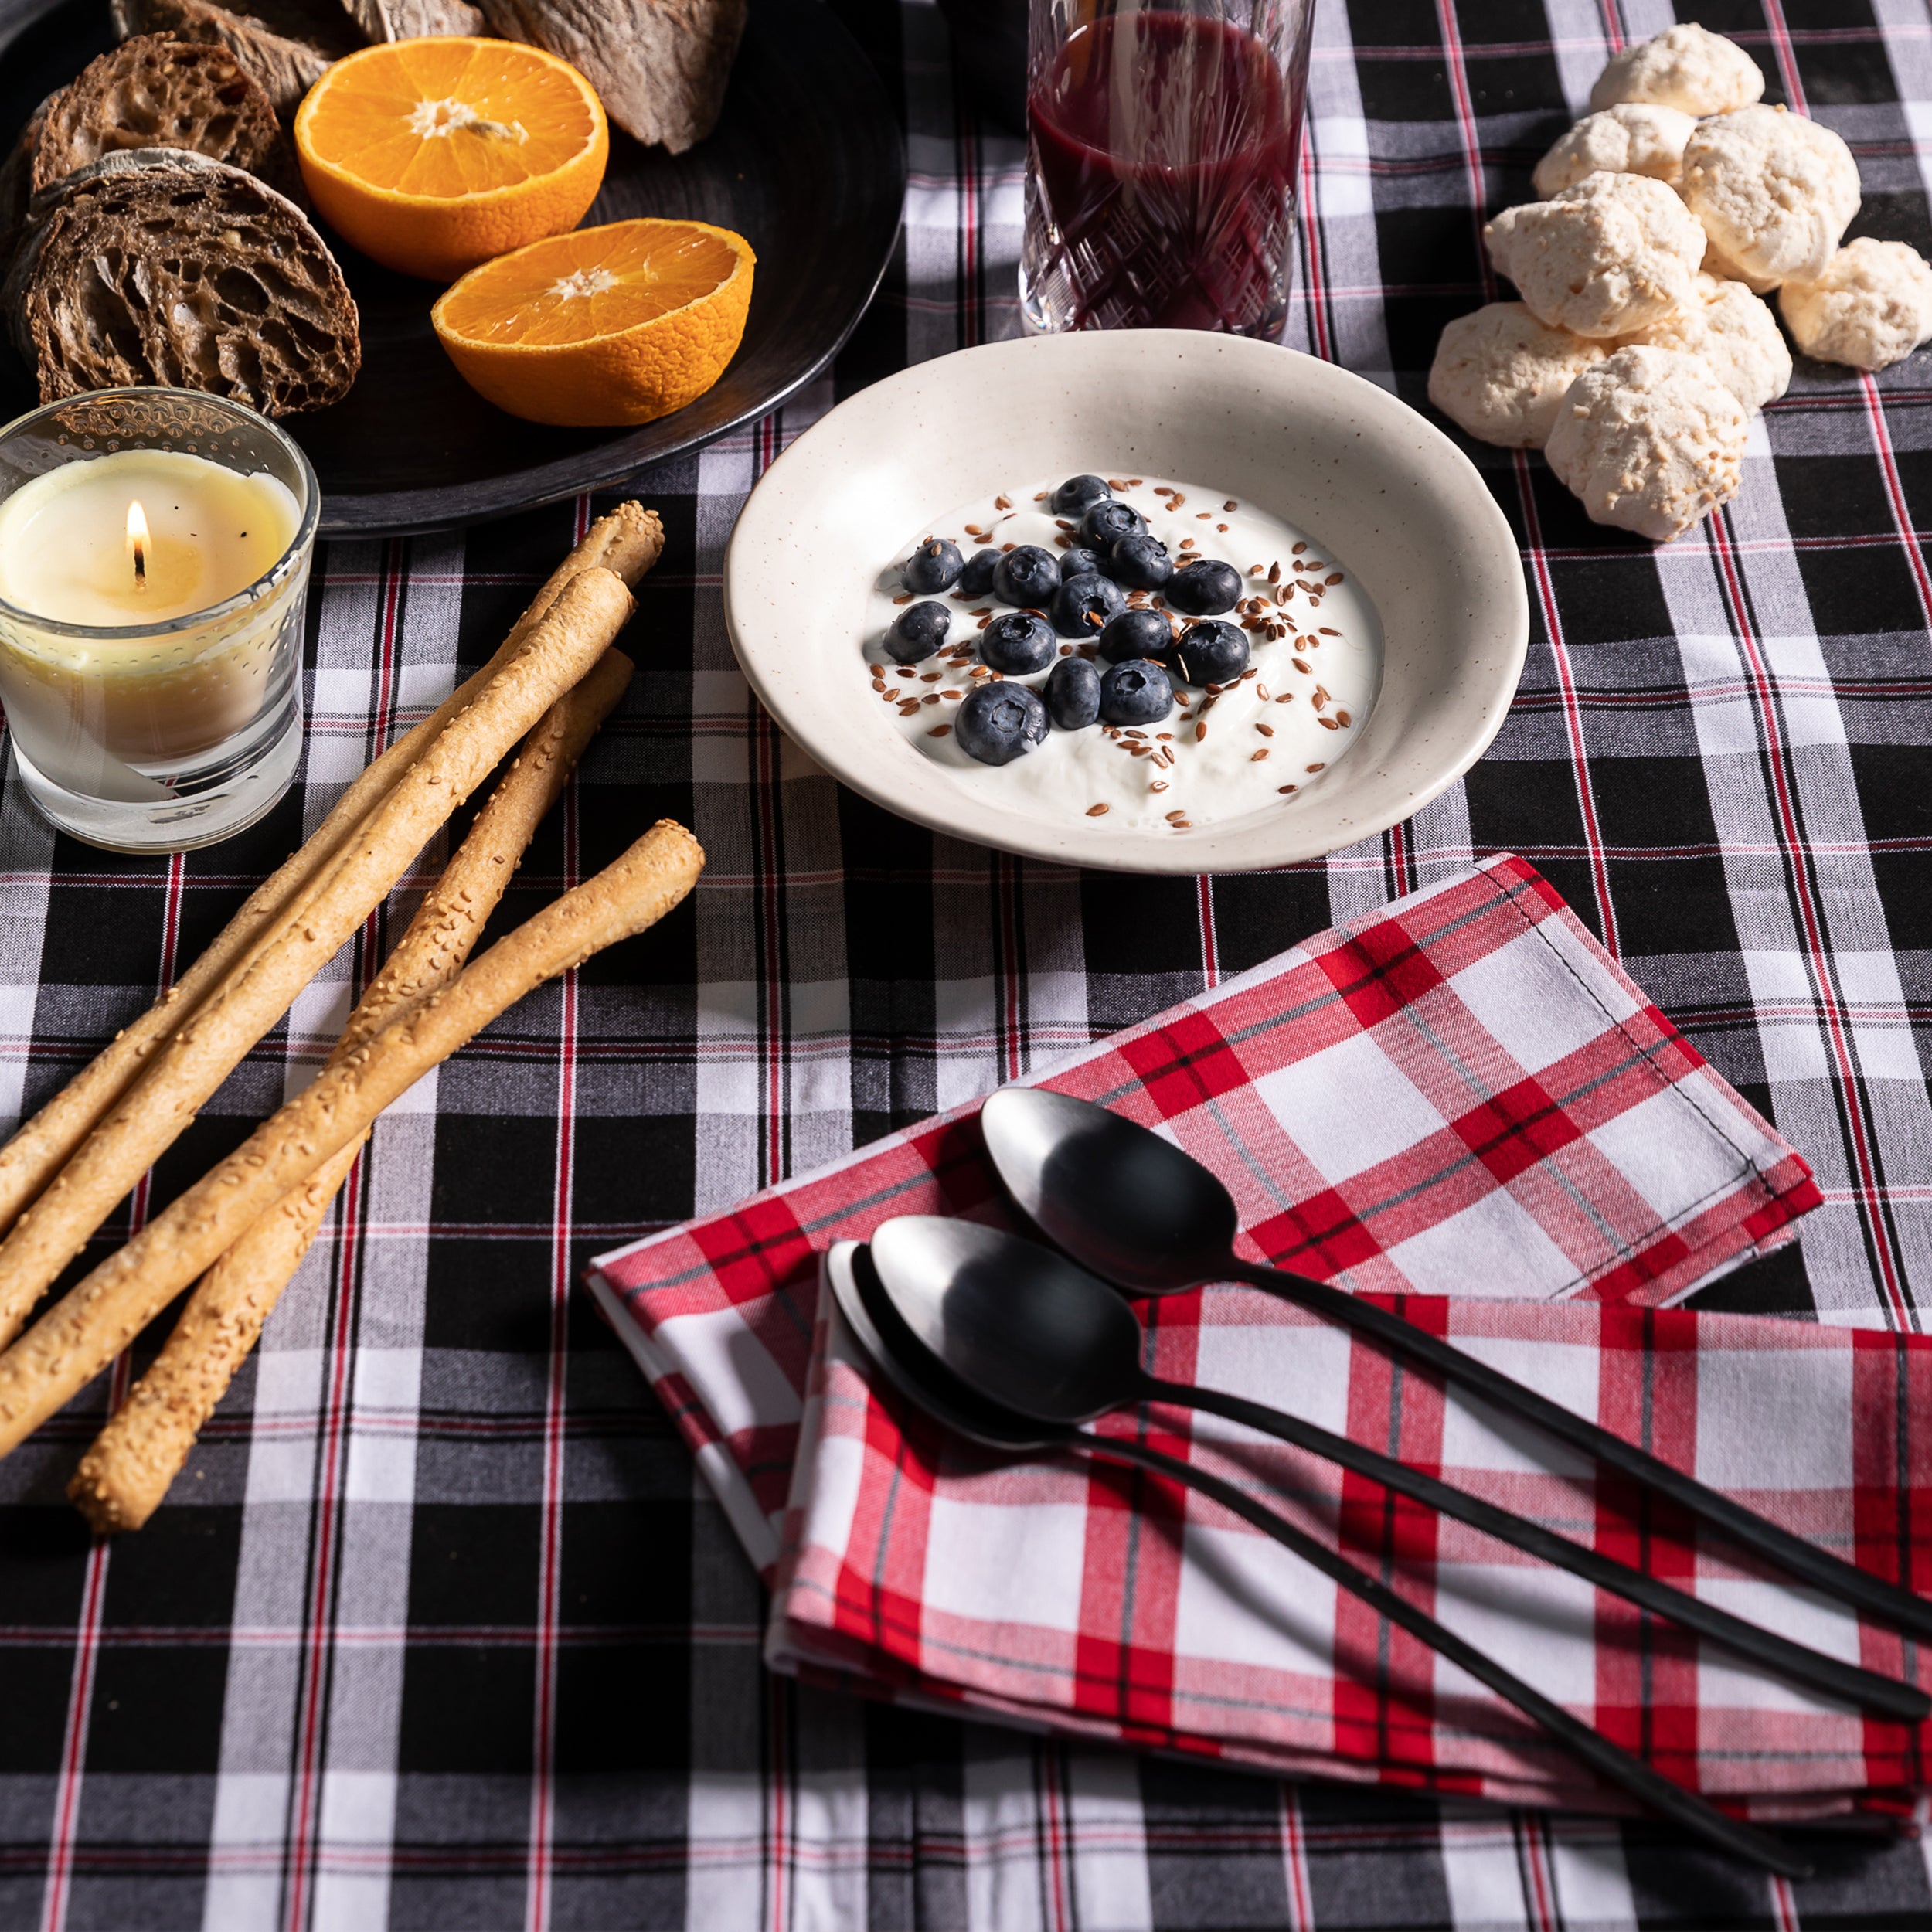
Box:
[992,544,1061,608]
[1081,499,1144,550]
[1172,619,1250,686]
[1165,558,1242,615]
[1049,571,1125,638]
[1109,530,1173,591]
[1059,546,1112,581]
[956,546,1001,597]
[1097,607,1174,665]
[901,537,964,595]
[980,611,1057,674]
[1052,474,1112,515]
[955,679,1049,765]
[1044,655,1101,730]
[885,600,950,664]
[1097,658,1175,727]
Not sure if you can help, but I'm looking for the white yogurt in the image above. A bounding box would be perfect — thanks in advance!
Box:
[863,474,1383,836]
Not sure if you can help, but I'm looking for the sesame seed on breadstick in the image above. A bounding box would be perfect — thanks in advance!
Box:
[0,503,664,1245]
[0,818,703,1466]
[0,566,635,1350]
[68,648,635,1535]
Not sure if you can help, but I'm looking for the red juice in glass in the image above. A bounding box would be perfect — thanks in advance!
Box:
[1022,6,1309,336]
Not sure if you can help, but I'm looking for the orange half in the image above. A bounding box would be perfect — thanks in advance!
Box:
[294,38,607,280]
[432,218,756,427]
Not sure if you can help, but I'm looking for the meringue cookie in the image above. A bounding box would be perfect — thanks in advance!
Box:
[1545,345,1748,543]
[1485,171,1706,338]
[1427,302,1607,447]
[1621,272,1791,413]
[1589,22,1764,117]
[1680,104,1862,288]
[1532,103,1697,197]
[1779,238,1932,370]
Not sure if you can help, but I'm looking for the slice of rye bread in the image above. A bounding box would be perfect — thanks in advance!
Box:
[4,149,359,416]
[111,0,365,117]
[32,37,298,200]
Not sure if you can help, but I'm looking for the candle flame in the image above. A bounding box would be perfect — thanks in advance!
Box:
[125,499,150,587]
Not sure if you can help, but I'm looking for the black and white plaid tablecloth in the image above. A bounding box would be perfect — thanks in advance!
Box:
[5,0,1932,1926]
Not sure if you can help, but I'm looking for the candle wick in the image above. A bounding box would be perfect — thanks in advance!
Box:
[133,543,146,588]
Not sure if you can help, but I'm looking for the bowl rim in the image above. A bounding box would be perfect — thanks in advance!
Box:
[724,331,1528,875]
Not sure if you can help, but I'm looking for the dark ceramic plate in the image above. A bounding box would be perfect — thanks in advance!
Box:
[0,0,905,535]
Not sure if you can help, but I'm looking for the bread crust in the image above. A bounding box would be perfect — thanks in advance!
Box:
[5,148,359,416]
[111,0,363,116]
[32,36,289,196]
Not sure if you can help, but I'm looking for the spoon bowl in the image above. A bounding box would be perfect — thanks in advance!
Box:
[979,1086,1236,1295]
[869,1214,1143,1424]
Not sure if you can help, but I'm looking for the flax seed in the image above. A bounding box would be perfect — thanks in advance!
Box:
[977,614,992,629]
[1060,643,1074,656]
[1312,693,1327,712]
[1087,802,1109,816]
[995,495,1012,510]
[1277,784,1298,794]
[1293,658,1311,675]
[1257,684,1270,700]
[1256,723,1274,737]
[1001,542,1016,552]
[1223,499,1238,512]
[1335,709,1352,726]
[1172,819,1192,829]
[1131,745,1151,757]
[1033,490,1048,501]
[1196,511,1213,521]
[1107,478,1131,491]
[1155,732,1173,741]
[1319,627,1340,636]
[1054,534,1073,548]
[1267,561,1281,583]
[1276,586,1291,606]
[893,594,913,606]
[928,724,952,737]
[970,665,991,677]
[1166,809,1187,822]
[943,689,962,701]
[1240,668,1257,681]
[898,700,920,716]
[1325,572,1343,586]
[1195,723,1208,741]
[1056,519,1074,532]
[1292,541,1307,554]
[1307,761,1325,772]
[925,693,942,705]
[1216,523,1230,533]
[1169,492,1185,507]
[1251,748,1269,761]
[1151,780,1169,792]
[1318,716,1339,730]
[1129,478,1143,486]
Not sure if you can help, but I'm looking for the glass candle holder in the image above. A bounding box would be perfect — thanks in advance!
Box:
[0,389,317,854]
[1019,0,1317,338]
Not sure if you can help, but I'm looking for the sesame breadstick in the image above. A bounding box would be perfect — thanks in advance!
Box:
[0,818,704,1464]
[68,649,634,1534]
[0,503,664,1243]
[0,566,635,1349]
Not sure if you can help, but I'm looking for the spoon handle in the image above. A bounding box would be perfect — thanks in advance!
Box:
[1145,1376,1928,1722]
[1228,1257,1932,1643]
[1071,1430,1809,1878]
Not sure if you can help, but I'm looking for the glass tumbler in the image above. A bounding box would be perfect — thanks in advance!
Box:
[1019,0,1316,338]
[0,389,316,854]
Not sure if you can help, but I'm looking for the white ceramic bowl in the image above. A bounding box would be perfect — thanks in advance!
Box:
[723,332,1526,874]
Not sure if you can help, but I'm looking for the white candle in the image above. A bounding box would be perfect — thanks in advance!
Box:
[0,448,300,628]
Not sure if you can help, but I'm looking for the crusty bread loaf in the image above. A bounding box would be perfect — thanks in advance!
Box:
[32,36,294,198]
[4,149,359,415]
[480,0,747,153]
[111,0,363,116]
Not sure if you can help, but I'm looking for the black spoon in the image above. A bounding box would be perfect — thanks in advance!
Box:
[980,1086,1932,1644]
[866,1215,1925,1720]
[828,1239,1809,1878]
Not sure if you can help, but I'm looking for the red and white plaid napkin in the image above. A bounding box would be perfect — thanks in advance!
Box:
[590,856,1926,1814]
